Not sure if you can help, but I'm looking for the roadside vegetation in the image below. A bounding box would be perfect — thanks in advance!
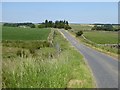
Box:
[2,26,95,88]
[76,31,83,37]
[69,24,119,56]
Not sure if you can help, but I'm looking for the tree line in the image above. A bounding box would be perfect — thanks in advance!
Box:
[38,20,72,30]
[91,24,120,31]
[3,23,35,28]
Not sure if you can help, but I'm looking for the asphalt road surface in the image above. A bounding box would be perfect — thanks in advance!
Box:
[59,29,118,88]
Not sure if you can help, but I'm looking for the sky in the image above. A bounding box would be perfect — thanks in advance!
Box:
[2,2,118,24]
[1,0,120,2]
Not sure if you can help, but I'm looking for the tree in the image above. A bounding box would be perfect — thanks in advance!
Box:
[45,20,48,24]
[66,21,68,25]
[3,22,36,28]
[37,20,72,29]
[103,24,113,31]
[64,25,72,30]
[76,31,83,37]
[64,25,68,30]
[38,24,45,28]
[91,24,113,31]
[30,24,35,28]
[45,20,48,27]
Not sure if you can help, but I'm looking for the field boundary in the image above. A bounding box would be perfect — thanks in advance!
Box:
[82,35,118,59]
[68,30,118,60]
[47,28,55,46]
[58,29,96,88]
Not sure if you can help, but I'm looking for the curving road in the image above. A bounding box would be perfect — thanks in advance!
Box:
[59,29,118,88]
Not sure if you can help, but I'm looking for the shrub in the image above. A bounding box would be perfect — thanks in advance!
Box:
[64,25,72,30]
[76,31,83,37]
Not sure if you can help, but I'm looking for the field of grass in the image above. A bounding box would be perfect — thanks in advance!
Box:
[2,29,95,88]
[68,26,119,55]
[84,31,118,44]
[70,24,93,31]
[2,26,51,40]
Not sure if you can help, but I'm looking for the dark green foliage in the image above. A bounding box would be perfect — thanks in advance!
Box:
[91,24,114,31]
[76,31,83,37]
[38,20,72,30]
[114,28,120,31]
[38,24,45,28]
[3,23,35,28]
[64,25,71,30]
[30,24,35,28]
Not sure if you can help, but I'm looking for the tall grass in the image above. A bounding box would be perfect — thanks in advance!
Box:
[2,30,95,88]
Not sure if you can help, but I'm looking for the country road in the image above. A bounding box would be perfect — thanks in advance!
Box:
[59,29,118,88]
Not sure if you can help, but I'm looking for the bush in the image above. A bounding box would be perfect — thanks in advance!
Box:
[38,24,45,28]
[76,31,83,37]
[64,25,72,30]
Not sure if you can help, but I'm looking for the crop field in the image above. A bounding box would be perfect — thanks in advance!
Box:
[2,26,51,40]
[83,31,118,44]
[70,24,93,31]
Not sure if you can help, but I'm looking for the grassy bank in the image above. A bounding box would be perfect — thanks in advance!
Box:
[2,29,95,88]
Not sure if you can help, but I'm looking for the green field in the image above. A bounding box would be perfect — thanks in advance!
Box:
[70,24,93,31]
[68,25,119,54]
[84,31,118,44]
[2,26,51,40]
[2,29,95,88]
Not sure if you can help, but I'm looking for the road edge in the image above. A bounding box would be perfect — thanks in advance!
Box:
[58,29,97,88]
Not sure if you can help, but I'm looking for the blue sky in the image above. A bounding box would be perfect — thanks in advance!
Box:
[2,2,118,24]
